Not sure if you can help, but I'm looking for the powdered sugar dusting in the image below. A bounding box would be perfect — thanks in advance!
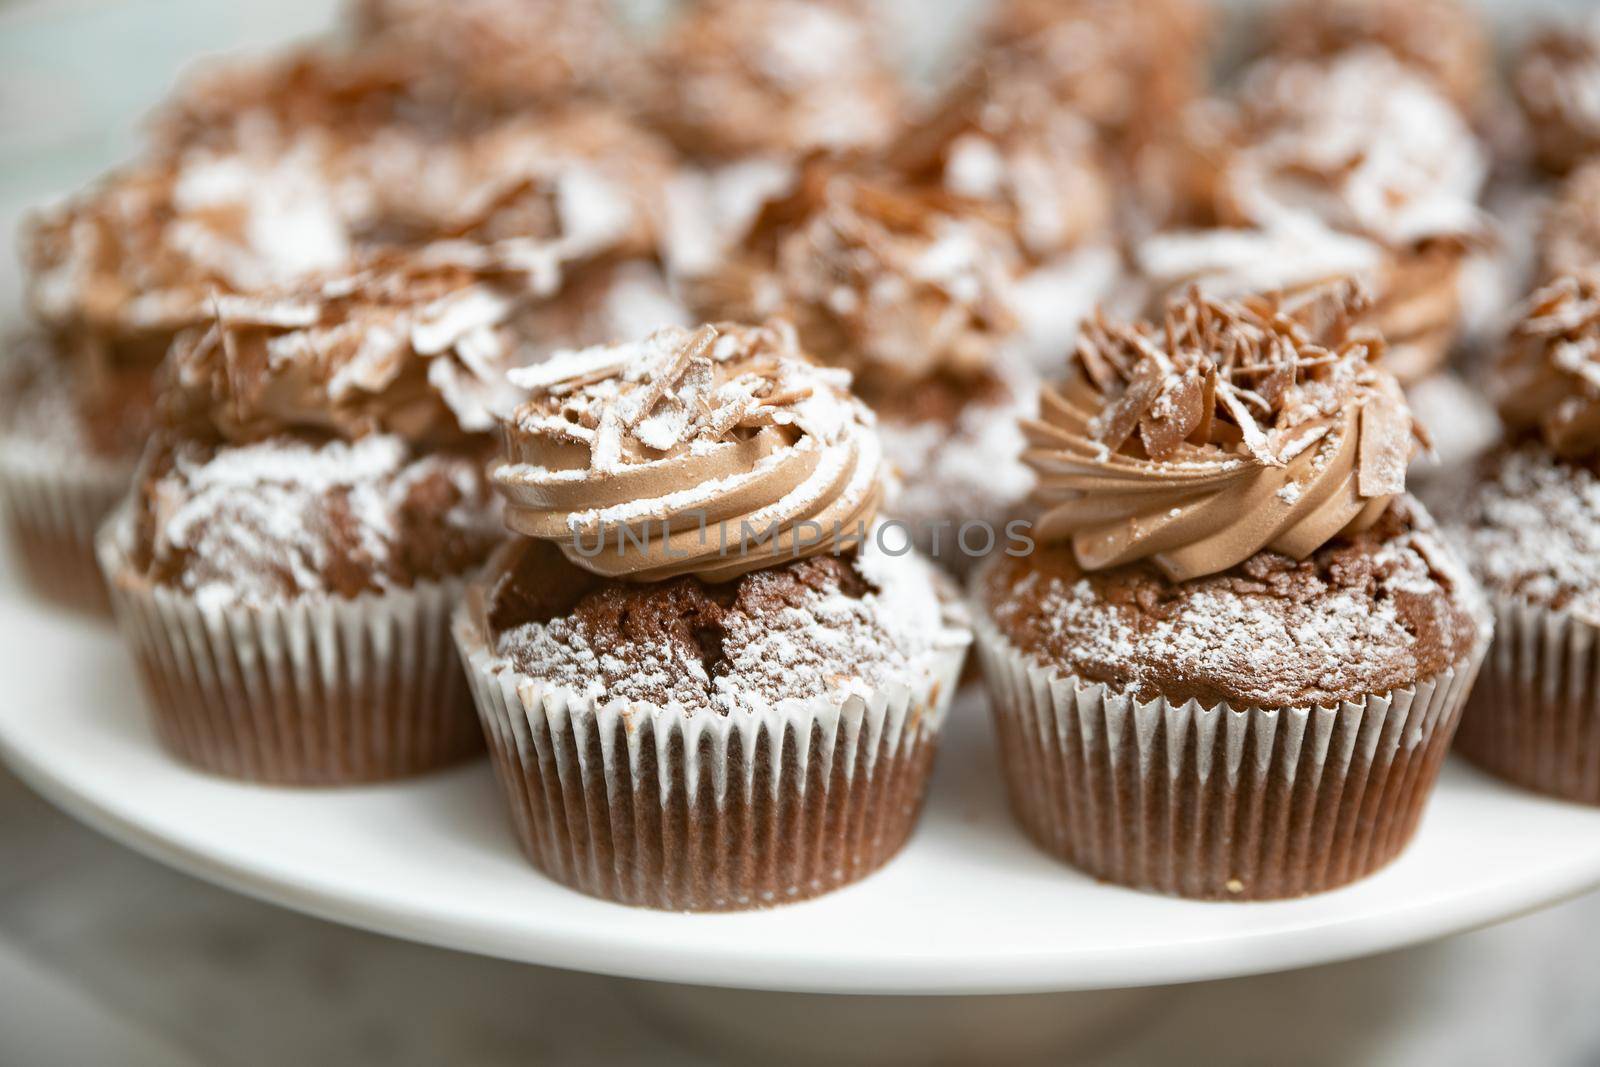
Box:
[1446,445,1600,622]
[988,500,1484,708]
[878,360,1037,549]
[496,529,963,714]
[139,435,500,607]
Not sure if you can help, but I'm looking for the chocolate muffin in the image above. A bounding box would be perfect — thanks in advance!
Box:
[1513,15,1600,177]
[690,167,1037,573]
[1447,274,1600,804]
[455,322,970,909]
[1137,50,1487,389]
[973,285,1489,899]
[97,257,527,784]
[151,44,675,280]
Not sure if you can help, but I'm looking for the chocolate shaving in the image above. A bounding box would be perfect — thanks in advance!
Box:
[1065,282,1414,471]
[1139,372,1206,459]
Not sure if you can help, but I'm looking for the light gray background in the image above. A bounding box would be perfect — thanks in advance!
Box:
[2,1,1598,1063]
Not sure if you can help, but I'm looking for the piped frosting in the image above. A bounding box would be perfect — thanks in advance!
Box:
[1496,273,1600,460]
[163,256,531,444]
[493,321,884,582]
[1025,284,1420,580]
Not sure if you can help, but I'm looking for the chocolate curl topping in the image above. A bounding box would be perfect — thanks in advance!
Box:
[1497,272,1600,460]
[1025,282,1423,580]
[493,320,885,582]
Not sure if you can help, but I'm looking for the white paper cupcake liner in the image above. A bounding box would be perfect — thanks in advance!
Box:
[1456,596,1600,805]
[453,561,971,911]
[972,611,1487,900]
[96,516,484,785]
[0,433,132,613]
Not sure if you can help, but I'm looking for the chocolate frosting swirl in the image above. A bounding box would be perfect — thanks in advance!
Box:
[163,256,532,445]
[1025,284,1419,580]
[492,321,884,582]
[1496,273,1600,459]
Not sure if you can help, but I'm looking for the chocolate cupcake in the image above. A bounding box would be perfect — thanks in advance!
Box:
[1262,0,1489,113]
[96,258,526,784]
[1138,50,1487,390]
[888,69,1121,368]
[0,335,147,612]
[1514,15,1600,177]
[976,0,1213,163]
[690,167,1036,572]
[4,145,353,612]
[152,43,675,281]
[973,286,1489,899]
[1447,274,1600,804]
[348,0,634,114]
[144,41,685,378]
[1539,161,1600,282]
[455,321,970,909]
[647,0,908,280]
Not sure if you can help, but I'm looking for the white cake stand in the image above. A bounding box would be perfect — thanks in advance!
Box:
[4,580,1600,1004]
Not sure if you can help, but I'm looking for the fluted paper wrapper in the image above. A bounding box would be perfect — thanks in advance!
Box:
[96,521,483,785]
[1456,597,1600,805]
[0,434,130,613]
[454,589,969,911]
[974,614,1486,900]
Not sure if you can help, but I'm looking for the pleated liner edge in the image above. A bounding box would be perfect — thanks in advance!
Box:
[453,590,970,911]
[972,610,1488,900]
[96,518,484,785]
[0,435,129,614]
[1456,596,1600,806]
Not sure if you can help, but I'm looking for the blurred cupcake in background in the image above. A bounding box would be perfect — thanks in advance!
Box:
[97,256,531,784]
[347,0,636,115]
[152,43,678,281]
[1134,49,1500,474]
[1261,0,1490,116]
[458,321,970,908]
[1154,50,1487,388]
[154,38,690,371]
[888,68,1122,373]
[1447,274,1600,805]
[1513,13,1600,179]
[974,0,1214,171]
[974,284,1490,899]
[691,165,1034,572]
[644,0,909,280]
[3,143,354,613]
[1538,161,1600,282]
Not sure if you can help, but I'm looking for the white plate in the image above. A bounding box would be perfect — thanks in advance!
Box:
[4,585,1600,996]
